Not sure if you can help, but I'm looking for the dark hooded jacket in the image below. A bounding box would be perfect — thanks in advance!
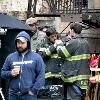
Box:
[1,31,45,95]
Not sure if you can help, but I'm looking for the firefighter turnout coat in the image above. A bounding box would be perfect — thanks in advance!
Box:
[37,37,63,79]
[57,35,90,89]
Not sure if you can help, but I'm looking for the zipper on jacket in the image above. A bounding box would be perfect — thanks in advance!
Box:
[19,54,24,93]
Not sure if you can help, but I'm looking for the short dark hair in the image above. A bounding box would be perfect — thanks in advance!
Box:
[70,23,82,34]
[46,27,57,37]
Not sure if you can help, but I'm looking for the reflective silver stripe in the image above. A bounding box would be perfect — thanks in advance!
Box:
[39,48,46,51]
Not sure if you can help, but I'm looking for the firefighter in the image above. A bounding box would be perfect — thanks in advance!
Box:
[37,27,63,97]
[54,23,90,100]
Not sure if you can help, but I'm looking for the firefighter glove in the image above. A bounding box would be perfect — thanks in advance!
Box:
[54,40,63,48]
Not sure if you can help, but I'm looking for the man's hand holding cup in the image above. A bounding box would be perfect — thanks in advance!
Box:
[11,66,20,76]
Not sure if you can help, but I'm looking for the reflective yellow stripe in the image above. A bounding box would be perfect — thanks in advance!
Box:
[61,75,89,83]
[51,54,61,58]
[39,48,51,56]
[45,72,61,78]
[81,85,89,89]
[66,54,90,61]
[80,80,89,89]
[60,46,71,58]
[45,48,51,56]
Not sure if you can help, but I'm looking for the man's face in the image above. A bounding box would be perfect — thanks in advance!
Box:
[29,23,37,33]
[49,34,58,43]
[65,33,72,41]
[16,40,28,53]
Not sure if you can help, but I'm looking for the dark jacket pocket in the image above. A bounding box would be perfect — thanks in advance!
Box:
[61,70,78,77]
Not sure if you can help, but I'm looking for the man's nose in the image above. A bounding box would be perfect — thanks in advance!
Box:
[18,43,22,47]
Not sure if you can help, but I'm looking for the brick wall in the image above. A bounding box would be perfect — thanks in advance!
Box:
[0,0,28,20]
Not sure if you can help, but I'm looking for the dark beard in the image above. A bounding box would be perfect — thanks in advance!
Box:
[17,47,28,53]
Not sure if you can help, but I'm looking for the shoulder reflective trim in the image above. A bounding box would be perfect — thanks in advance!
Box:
[39,48,46,51]
[60,46,70,58]
[45,72,61,78]
[45,48,51,56]
[51,54,60,58]
[39,48,51,56]
[61,75,89,83]
[66,54,90,61]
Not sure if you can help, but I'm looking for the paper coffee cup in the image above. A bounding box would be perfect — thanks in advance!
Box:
[14,66,20,73]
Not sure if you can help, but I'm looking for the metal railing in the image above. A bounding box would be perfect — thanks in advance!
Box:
[42,0,88,14]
